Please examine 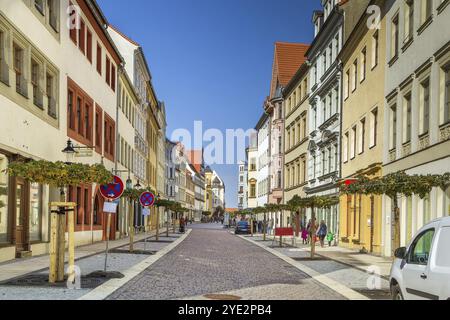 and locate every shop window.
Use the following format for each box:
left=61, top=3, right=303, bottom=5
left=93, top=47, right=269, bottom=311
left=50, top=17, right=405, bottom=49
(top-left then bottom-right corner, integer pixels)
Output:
left=0, top=154, right=9, bottom=243
left=29, top=183, right=42, bottom=242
